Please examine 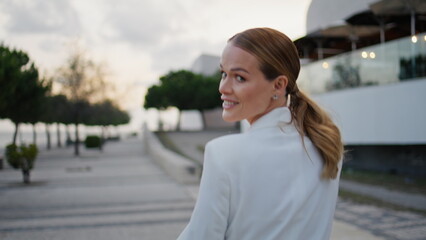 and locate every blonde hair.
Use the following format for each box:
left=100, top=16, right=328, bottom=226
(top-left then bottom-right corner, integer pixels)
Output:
left=229, top=28, right=343, bottom=179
